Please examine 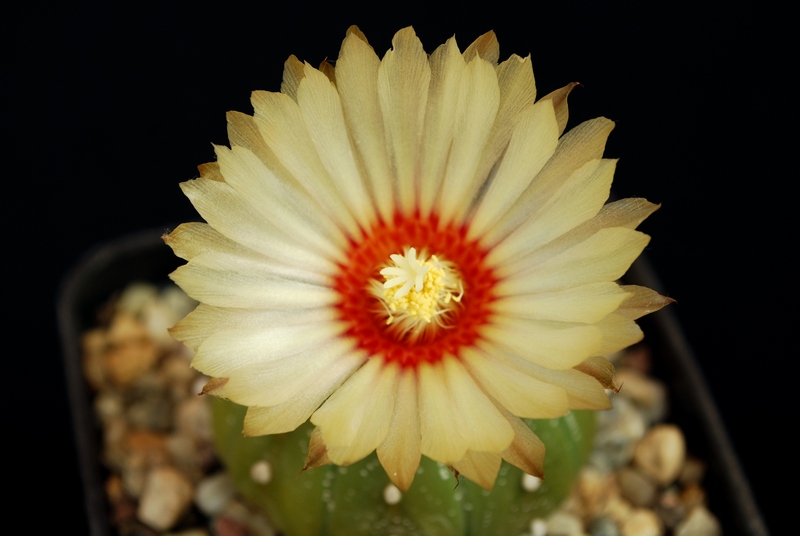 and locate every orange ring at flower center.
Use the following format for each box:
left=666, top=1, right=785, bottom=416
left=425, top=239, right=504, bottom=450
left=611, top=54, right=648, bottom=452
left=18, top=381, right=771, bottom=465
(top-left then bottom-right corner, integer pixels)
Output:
left=333, top=212, right=498, bottom=369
